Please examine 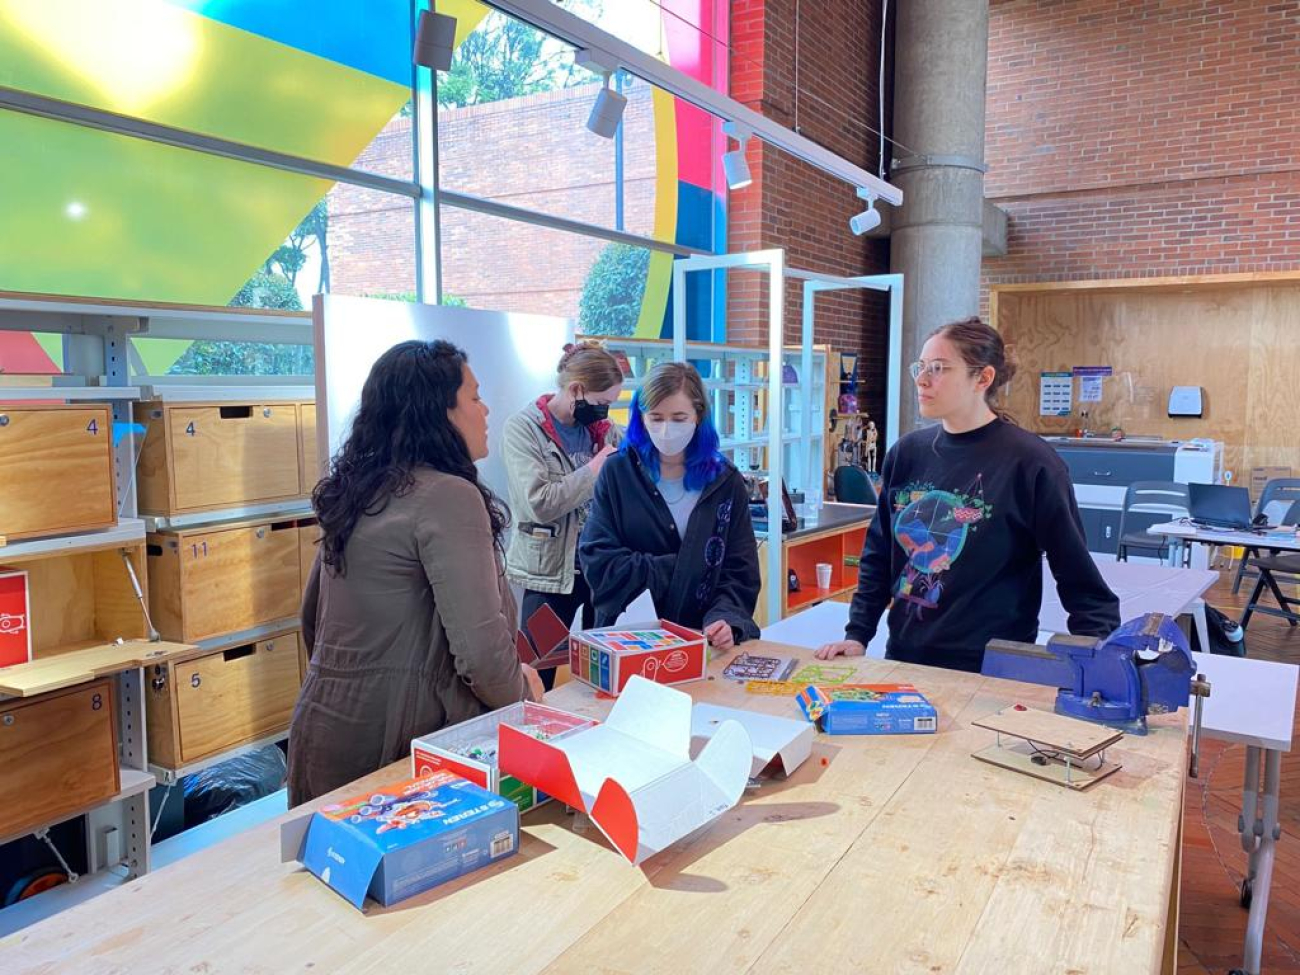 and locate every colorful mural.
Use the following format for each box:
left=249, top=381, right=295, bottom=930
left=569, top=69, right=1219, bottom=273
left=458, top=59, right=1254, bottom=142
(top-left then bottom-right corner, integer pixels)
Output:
left=0, top=0, right=412, bottom=372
